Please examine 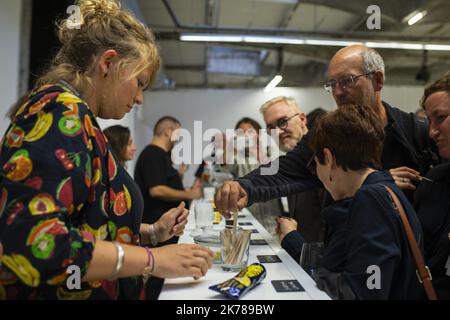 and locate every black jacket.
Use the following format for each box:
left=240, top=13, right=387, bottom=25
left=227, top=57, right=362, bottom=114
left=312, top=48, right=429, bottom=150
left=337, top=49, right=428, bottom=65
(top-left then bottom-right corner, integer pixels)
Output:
left=238, top=102, right=439, bottom=205
left=287, top=188, right=329, bottom=242
left=414, top=163, right=450, bottom=299
left=282, top=171, right=425, bottom=299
